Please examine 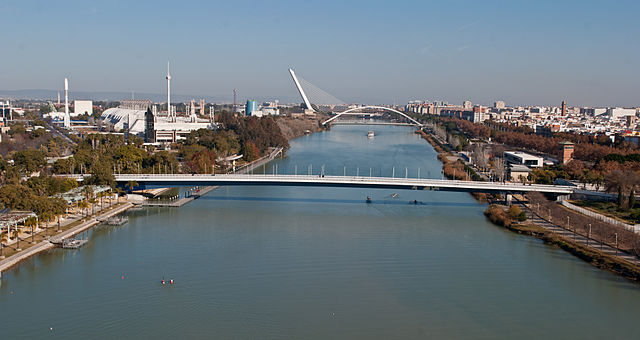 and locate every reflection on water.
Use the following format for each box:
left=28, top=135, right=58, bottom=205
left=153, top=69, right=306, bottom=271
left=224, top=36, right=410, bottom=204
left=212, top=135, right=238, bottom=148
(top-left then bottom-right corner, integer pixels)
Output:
left=201, top=195, right=480, bottom=207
